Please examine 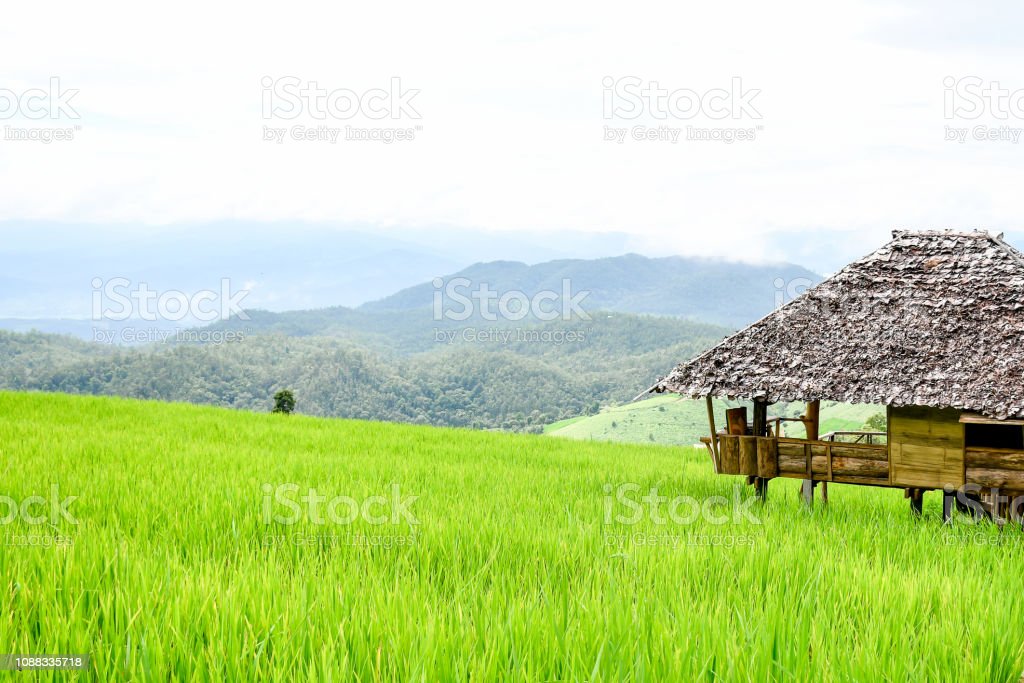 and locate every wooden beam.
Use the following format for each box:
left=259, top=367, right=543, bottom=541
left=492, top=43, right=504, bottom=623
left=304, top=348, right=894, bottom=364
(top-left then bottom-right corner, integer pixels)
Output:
left=804, top=400, right=820, bottom=441
left=778, top=438, right=888, bottom=456
left=959, top=412, right=1024, bottom=426
left=966, top=467, right=1024, bottom=489
left=778, top=454, right=889, bottom=477
left=775, top=471, right=891, bottom=486
left=964, top=448, right=1024, bottom=471
left=705, top=395, right=718, bottom=460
